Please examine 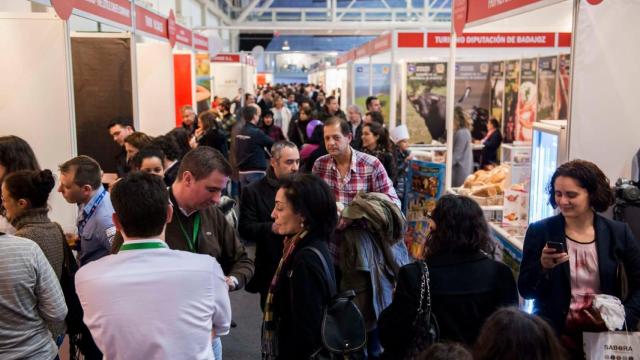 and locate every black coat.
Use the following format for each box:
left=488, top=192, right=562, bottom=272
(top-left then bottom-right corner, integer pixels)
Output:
left=115, top=148, right=130, bottom=178
left=518, top=214, right=640, bottom=334
left=234, top=122, right=274, bottom=172
left=274, top=233, right=335, bottom=359
left=379, top=253, right=518, bottom=359
left=288, top=118, right=310, bottom=148
left=238, top=170, right=284, bottom=307
left=481, top=130, right=502, bottom=166
left=163, top=160, right=180, bottom=187
left=198, top=129, right=228, bottom=158
left=349, top=121, right=364, bottom=151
